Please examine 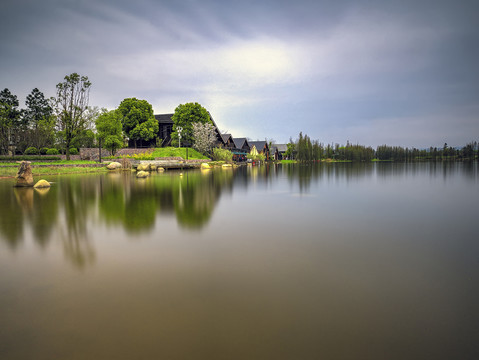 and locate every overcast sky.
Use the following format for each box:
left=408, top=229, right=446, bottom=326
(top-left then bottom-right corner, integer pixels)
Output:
left=1, top=0, right=478, bottom=147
